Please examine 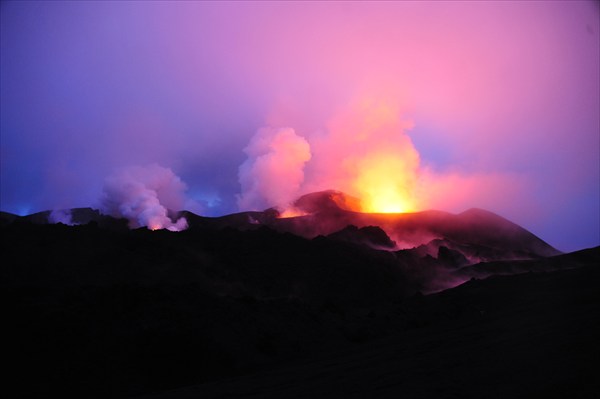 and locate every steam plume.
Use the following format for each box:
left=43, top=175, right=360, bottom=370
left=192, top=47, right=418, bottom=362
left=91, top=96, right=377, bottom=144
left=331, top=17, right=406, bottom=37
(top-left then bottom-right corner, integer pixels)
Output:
left=101, top=164, right=188, bottom=231
left=48, top=209, right=76, bottom=225
left=306, top=98, right=420, bottom=213
left=238, top=127, right=311, bottom=210
left=238, top=98, right=524, bottom=217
